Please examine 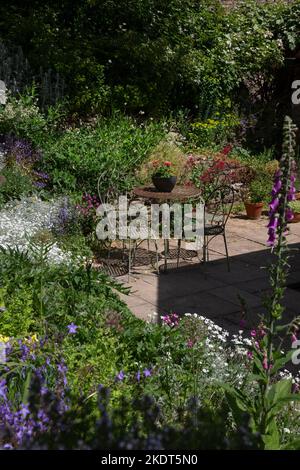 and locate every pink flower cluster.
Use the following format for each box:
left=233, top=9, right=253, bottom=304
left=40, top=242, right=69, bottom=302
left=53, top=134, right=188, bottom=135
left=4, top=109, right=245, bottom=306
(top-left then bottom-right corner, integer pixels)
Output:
left=76, top=193, right=100, bottom=217
left=161, top=313, right=180, bottom=328
left=246, top=327, right=267, bottom=362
